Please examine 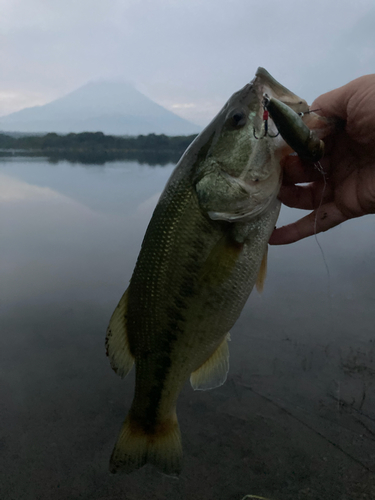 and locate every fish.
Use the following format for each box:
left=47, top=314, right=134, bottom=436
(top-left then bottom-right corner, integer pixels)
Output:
left=105, top=67, right=328, bottom=476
